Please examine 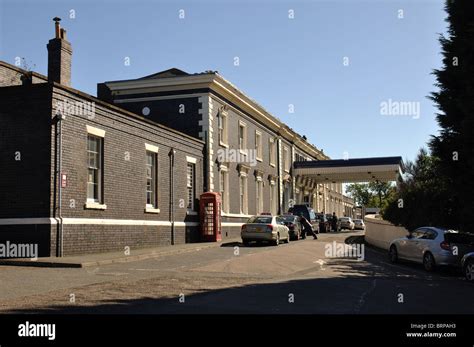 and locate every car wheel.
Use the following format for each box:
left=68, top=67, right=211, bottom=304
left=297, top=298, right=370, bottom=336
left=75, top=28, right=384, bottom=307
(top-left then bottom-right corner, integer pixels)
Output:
left=273, top=233, right=280, bottom=246
left=389, top=245, right=398, bottom=263
left=423, top=252, right=436, bottom=272
left=464, top=260, right=474, bottom=283
left=243, top=240, right=250, bottom=246
left=285, top=233, right=290, bottom=243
